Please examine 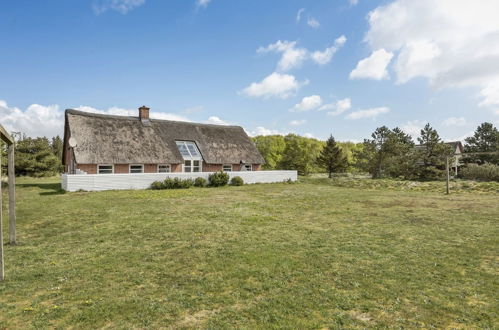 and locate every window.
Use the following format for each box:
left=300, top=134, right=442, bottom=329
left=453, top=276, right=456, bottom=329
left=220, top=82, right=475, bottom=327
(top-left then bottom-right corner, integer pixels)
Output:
left=183, top=160, right=201, bottom=173
left=223, top=164, right=232, bottom=172
left=193, top=160, right=201, bottom=172
left=184, top=160, right=191, bottom=172
left=98, top=165, right=113, bottom=174
left=158, top=164, right=171, bottom=173
left=175, top=141, right=201, bottom=159
left=244, top=164, right=252, bottom=171
left=130, top=164, right=144, bottom=173
left=176, top=141, right=203, bottom=173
